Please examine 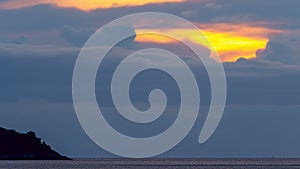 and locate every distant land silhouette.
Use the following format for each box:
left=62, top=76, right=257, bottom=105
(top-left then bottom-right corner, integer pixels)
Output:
left=0, top=127, right=70, bottom=160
